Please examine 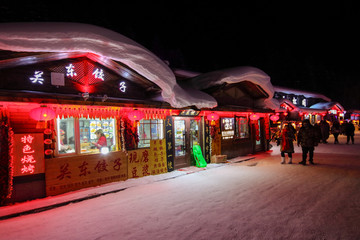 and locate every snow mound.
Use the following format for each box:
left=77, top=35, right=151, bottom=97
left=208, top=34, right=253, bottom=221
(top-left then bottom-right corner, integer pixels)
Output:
left=184, top=66, right=276, bottom=109
left=0, top=22, right=217, bottom=109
